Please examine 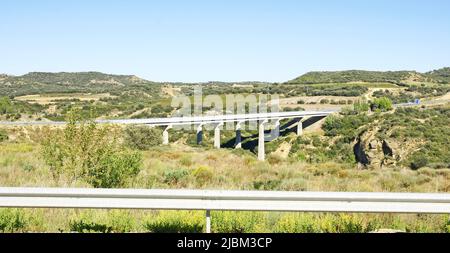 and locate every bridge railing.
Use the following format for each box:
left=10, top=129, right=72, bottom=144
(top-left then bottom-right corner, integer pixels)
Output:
left=0, top=110, right=336, bottom=127
left=1, top=188, right=449, bottom=233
